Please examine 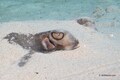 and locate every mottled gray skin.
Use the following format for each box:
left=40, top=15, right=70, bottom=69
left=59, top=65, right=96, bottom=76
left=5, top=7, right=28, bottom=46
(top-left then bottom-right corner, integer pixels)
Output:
left=4, top=32, right=51, bottom=53
left=4, top=30, right=79, bottom=67
left=4, top=32, right=53, bottom=67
